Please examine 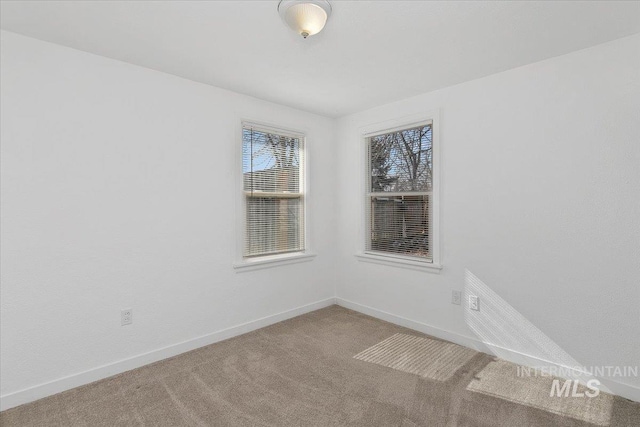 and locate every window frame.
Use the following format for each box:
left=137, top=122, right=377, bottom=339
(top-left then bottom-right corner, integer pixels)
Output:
left=234, top=120, right=315, bottom=272
left=356, top=112, right=442, bottom=272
